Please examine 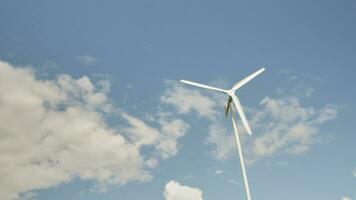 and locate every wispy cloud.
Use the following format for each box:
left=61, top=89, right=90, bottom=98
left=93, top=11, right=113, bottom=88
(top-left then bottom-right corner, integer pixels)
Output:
left=163, top=180, right=203, bottom=200
left=182, top=175, right=193, bottom=180
left=214, top=170, right=224, bottom=175
left=304, top=87, right=315, bottom=98
left=75, top=55, right=98, bottom=66
left=161, top=80, right=218, bottom=119
left=228, top=179, right=239, bottom=185
left=160, top=81, right=233, bottom=160
left=162, top=78, right=339, bottom=163
left=205, top=122, right=234, bottom=160
left=155, top=116, right=190, bottom=159
left=248, top=97, right=338, bottom=160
